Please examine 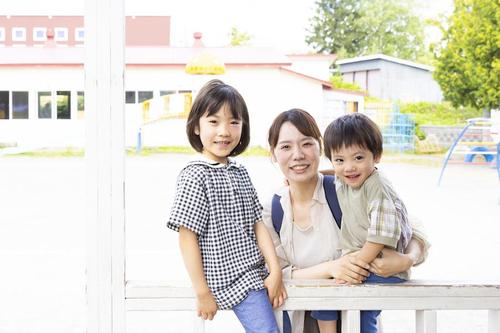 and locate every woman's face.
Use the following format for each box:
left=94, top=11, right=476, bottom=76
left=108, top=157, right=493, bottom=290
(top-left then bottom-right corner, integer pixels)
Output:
left=272, top=121, right=321, bottom=184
